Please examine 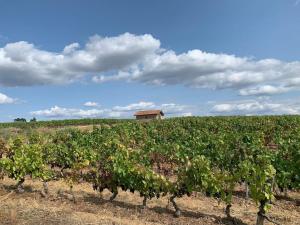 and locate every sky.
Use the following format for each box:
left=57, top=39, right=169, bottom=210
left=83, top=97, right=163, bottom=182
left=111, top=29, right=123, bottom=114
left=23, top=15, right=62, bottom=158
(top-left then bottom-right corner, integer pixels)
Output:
left=0, top=0, right=300, bottom=121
